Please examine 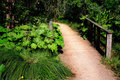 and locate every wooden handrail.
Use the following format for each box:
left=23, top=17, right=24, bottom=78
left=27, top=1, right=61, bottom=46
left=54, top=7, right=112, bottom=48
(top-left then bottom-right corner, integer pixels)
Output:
left=86, top=18, right=112, bottom=34
left=85, top=18, right=112, bottom=58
